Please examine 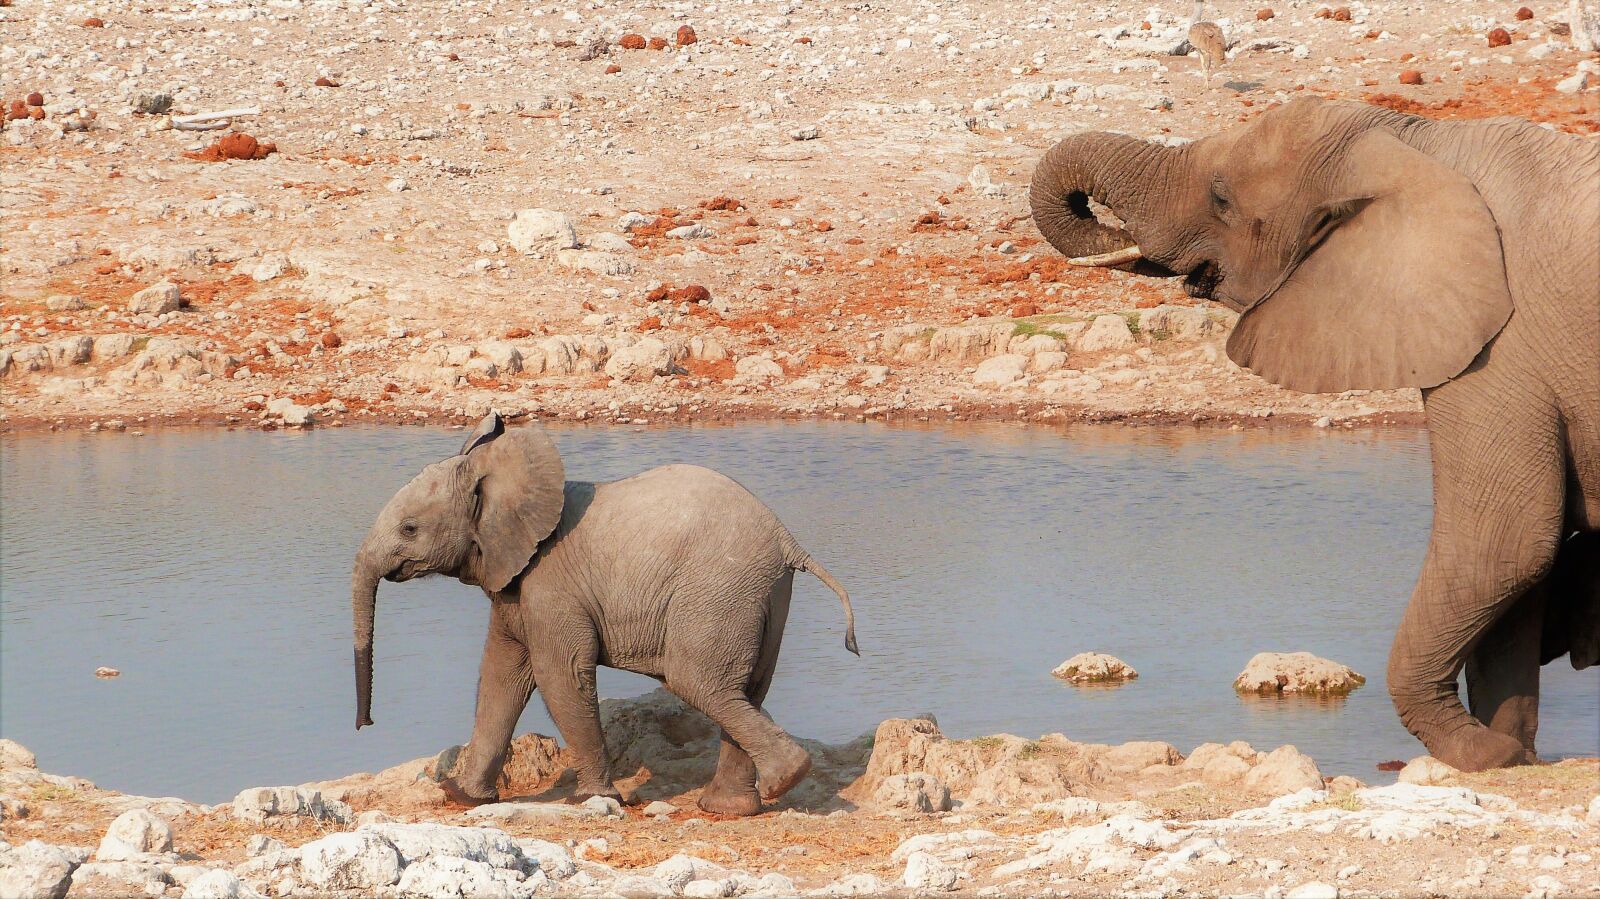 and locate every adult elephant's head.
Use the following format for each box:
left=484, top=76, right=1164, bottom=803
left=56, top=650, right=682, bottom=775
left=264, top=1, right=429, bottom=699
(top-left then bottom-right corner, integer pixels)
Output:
left=350, top=412, right=564, bottom=729
left=1030, top=97, right=1513, bottom=393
